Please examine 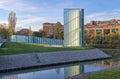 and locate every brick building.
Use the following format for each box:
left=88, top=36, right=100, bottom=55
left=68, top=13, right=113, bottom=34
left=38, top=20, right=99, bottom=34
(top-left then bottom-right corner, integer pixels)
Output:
left=16, top=29, right=29, bottom=36
left=42, top=23, right=55, bottom=38
left=42, top=22, right=63, bottom=38
left=85, top=19, right=120, bottom=36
